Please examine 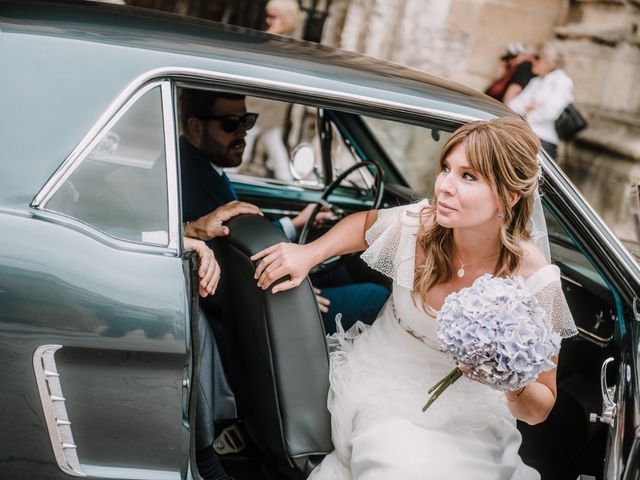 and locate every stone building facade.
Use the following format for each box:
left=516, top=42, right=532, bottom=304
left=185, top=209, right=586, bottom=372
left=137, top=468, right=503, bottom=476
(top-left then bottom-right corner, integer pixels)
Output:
left=556, top=1, right=640, bottom=247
